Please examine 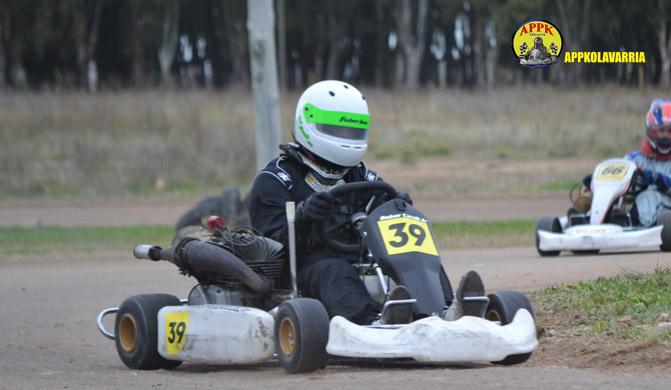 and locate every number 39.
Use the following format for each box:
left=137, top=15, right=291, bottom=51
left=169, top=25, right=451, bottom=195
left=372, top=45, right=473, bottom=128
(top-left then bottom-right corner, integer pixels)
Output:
left=387, top=222, right=426, bottom=248
left=167, top=321, right=186, bottom=344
